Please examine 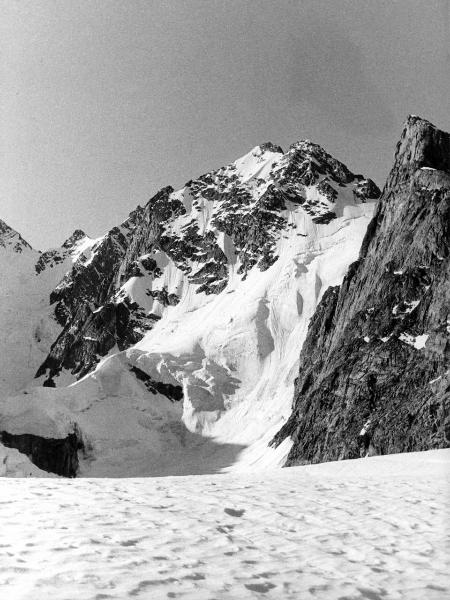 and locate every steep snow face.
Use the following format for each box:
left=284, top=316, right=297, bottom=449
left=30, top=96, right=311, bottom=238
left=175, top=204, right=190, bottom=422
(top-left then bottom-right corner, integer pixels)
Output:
left=126, top=201, right=375, bottom=469
left=0, top=224, right=97, bottom=394
left=89, top=144, right=377, bottom=474
left=0, top=141, right=379, bottom=475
